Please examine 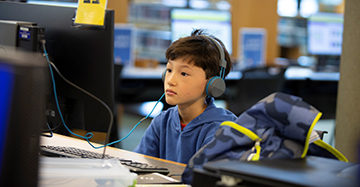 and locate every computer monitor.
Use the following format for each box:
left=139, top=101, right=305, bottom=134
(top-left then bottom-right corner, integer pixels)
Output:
left=307, top=12, right=344, bottom=56
left=307, top=12, right=344, bottom=71
left=0, top=2, right=115, bottom=134
left=0, top=47, right=49, bottom=186
left=170, top=8, right=232, bottom=55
